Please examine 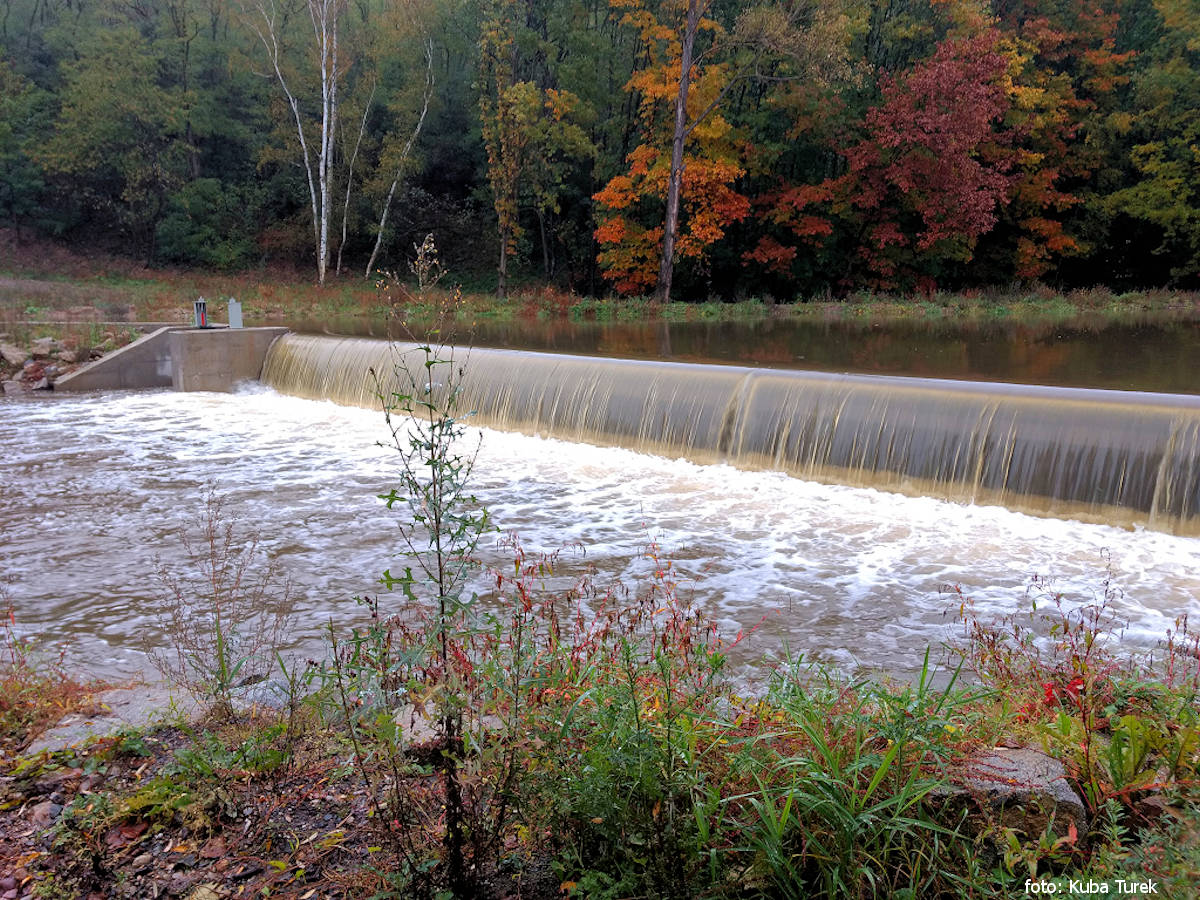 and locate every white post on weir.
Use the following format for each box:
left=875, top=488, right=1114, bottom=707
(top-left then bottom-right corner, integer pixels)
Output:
left=228, top=298, right=243, bottom=329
